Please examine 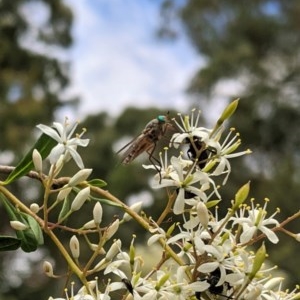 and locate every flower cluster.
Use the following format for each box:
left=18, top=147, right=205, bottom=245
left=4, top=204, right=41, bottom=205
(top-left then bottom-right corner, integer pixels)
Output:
left=44, top=103, right=300, bottom=299
left=1, top=101, right=299, bottom=300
